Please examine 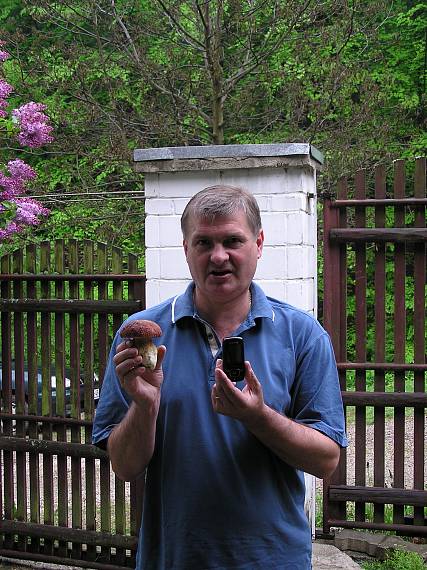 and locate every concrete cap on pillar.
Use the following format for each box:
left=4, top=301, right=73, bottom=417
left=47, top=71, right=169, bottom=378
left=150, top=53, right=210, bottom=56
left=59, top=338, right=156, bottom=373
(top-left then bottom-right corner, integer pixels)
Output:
left=134, top=143, right=324, bottom=173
